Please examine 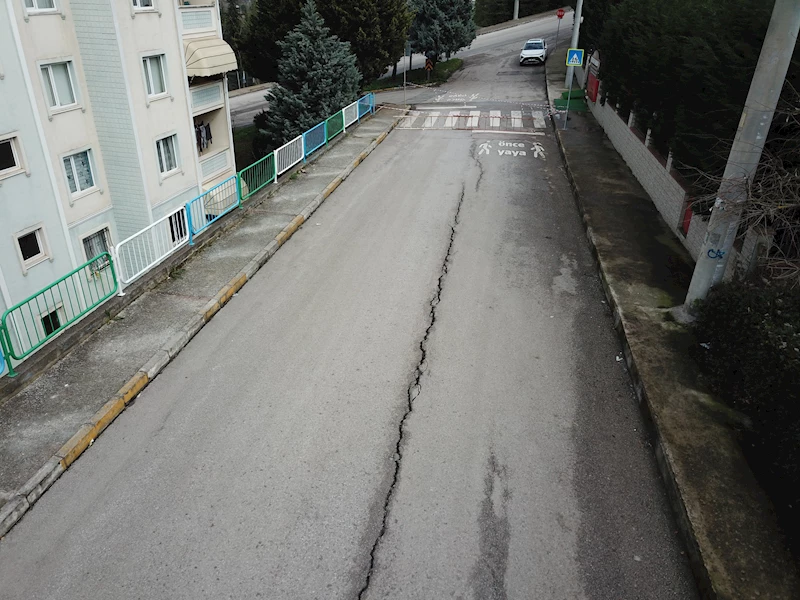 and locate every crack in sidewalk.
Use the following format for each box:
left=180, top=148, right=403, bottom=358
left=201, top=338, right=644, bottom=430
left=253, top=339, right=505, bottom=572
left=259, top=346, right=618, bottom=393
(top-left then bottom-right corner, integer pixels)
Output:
left=356, top=180, right=467, bottom=600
